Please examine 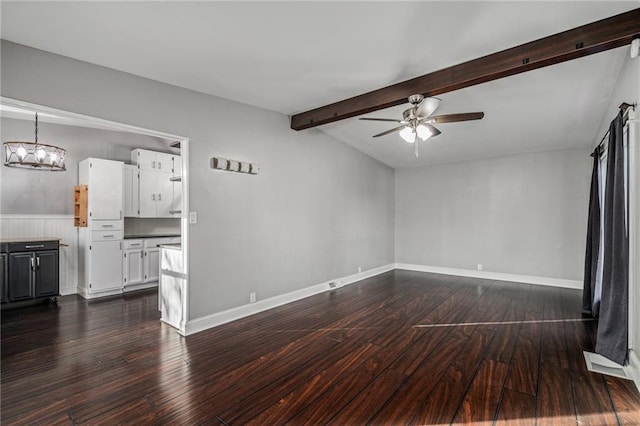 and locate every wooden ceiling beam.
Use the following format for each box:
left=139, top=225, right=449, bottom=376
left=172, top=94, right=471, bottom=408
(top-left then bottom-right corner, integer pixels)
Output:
left=290, top=8, right=640, bottom=131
